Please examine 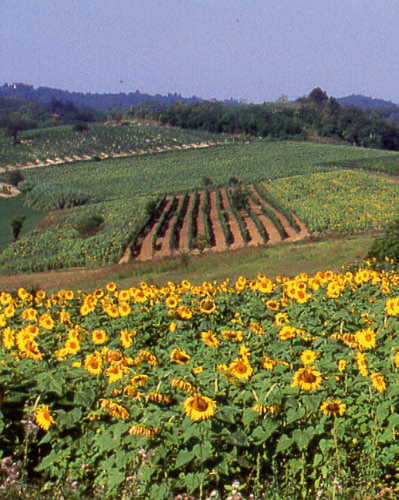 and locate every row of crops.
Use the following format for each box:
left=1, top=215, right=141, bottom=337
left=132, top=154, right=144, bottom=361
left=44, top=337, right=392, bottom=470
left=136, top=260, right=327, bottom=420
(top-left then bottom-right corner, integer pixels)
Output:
left=0, top=121, right=240, bottom=167
left=1, top=264, right=399, bottom=498
left=135, top=185, right=305, bottom=260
